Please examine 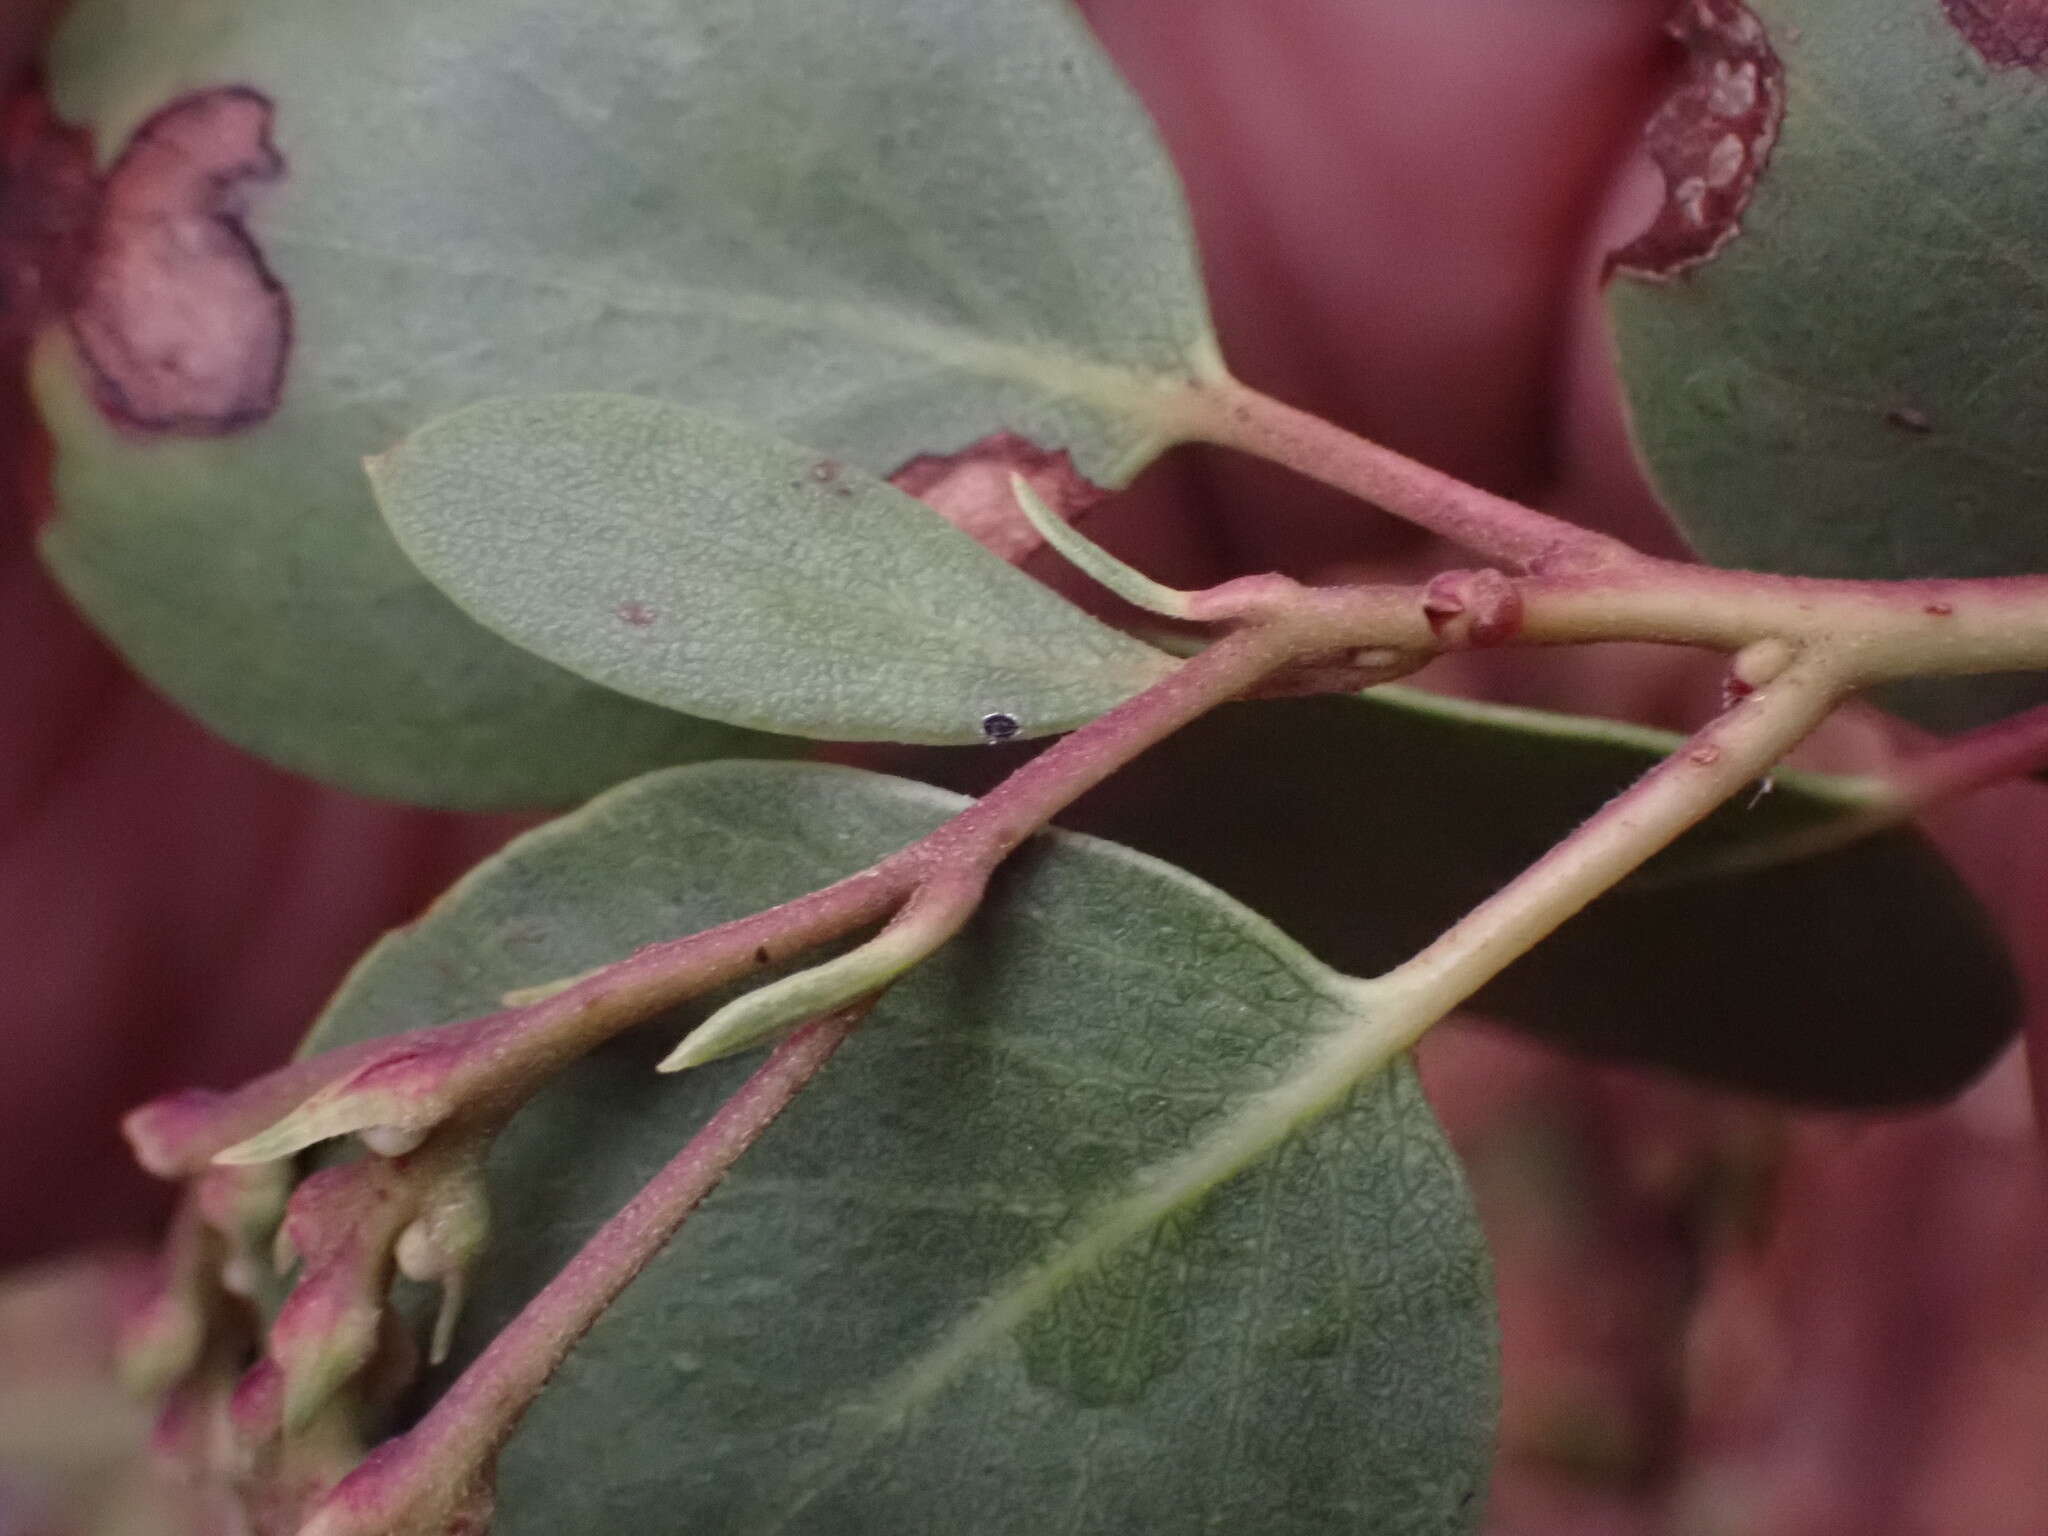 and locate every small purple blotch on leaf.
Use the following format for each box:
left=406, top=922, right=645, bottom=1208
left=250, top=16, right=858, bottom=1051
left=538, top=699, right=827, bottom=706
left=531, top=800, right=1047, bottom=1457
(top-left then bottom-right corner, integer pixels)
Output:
left=69, top=86, right=293, bottom=435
